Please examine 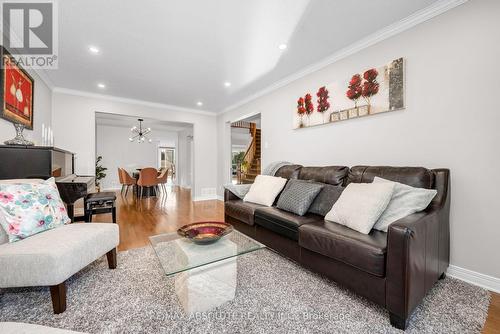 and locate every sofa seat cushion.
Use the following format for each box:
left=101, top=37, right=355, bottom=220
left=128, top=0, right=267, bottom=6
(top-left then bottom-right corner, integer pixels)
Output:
left=255, top=207, right=322, bottom=241
left=225, top=200, right=265, bottom=226
left=0, top=223, right=119, bottom=287
left=299, top=221, right=387, bottom=277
